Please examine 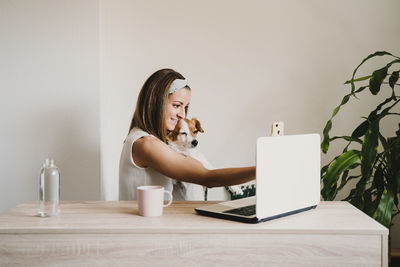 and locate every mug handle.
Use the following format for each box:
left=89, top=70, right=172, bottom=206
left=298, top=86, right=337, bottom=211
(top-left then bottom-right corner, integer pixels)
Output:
left=163, top=190, right=173, bottom=207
